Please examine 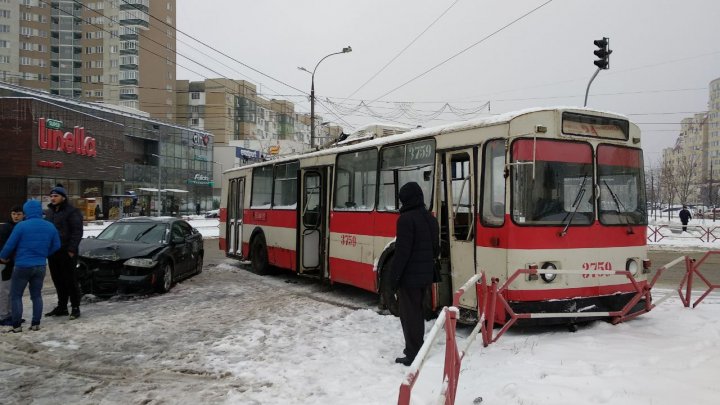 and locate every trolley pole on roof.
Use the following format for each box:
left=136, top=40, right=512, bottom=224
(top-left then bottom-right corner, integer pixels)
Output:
left=298, top=45, right=352, bottom=149
left=584, top=37, right=612, bottom=107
